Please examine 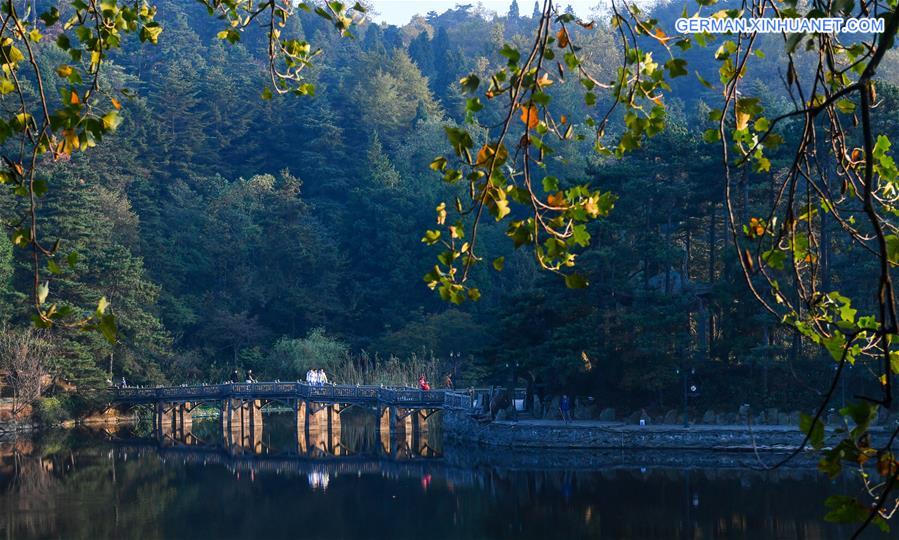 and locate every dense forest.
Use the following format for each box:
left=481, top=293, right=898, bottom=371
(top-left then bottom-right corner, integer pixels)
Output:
left=3, top=0, right=899, bottom=419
